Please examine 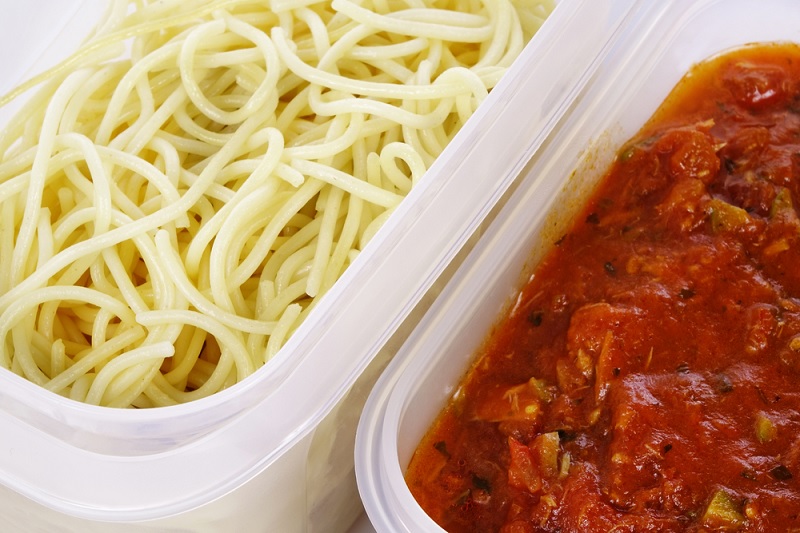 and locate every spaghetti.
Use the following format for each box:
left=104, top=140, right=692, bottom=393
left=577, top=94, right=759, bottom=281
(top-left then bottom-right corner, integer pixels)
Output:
left=0, top=0, right=554, bottom=407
